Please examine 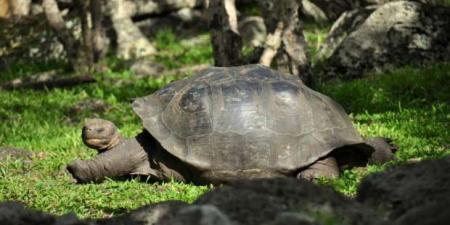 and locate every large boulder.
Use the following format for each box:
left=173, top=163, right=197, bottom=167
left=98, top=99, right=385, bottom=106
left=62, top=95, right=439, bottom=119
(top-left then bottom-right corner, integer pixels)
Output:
left=300, top=0, right=439, bottom=23
left=317, top=1, right=450, bottom=80
left=193, top=178, right=388, bottom=225
left=0, top=201, right=82, bottom=225
left=96, top=178, right=388, bottom=225
left=357, top=156, right=450, bottom=225
left=159, top=205, right=234, bottom=225
left=96, top=200, right=188, bottom=225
